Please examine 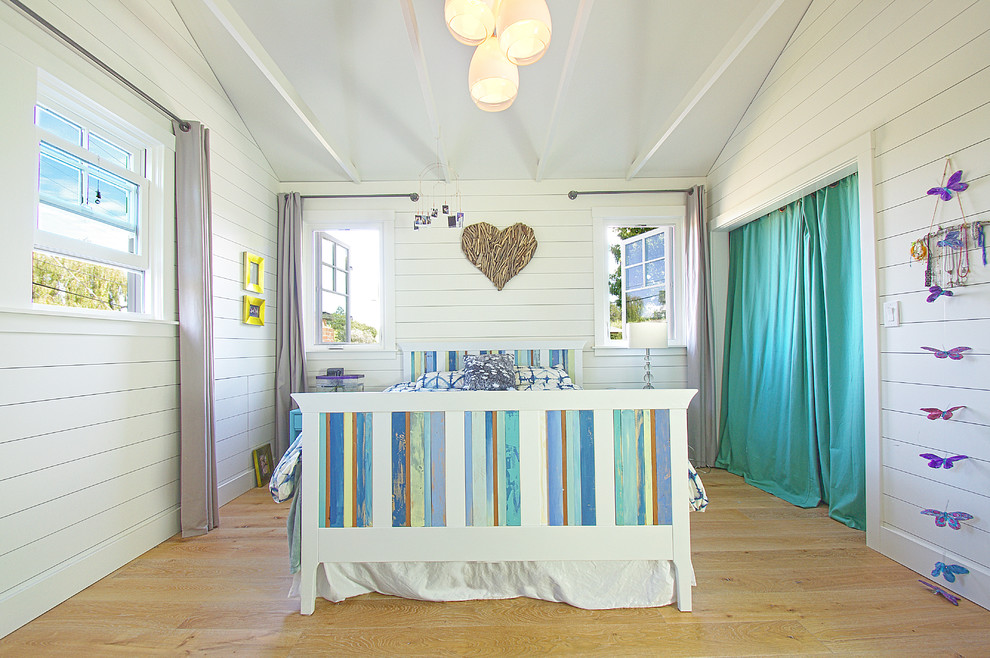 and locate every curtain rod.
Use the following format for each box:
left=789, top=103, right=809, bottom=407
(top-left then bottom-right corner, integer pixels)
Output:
left=8, top=0, right=192, bottom=132
left=301, top=193, right=420, bottom=201
left=568, top=188, right=693, bottom=200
